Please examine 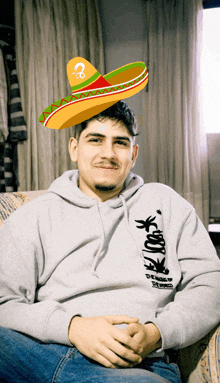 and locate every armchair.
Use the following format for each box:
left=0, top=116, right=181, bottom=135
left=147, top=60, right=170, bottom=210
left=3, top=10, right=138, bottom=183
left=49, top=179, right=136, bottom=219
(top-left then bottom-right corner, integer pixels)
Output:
left=0, top=191, right=219, bottom=383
